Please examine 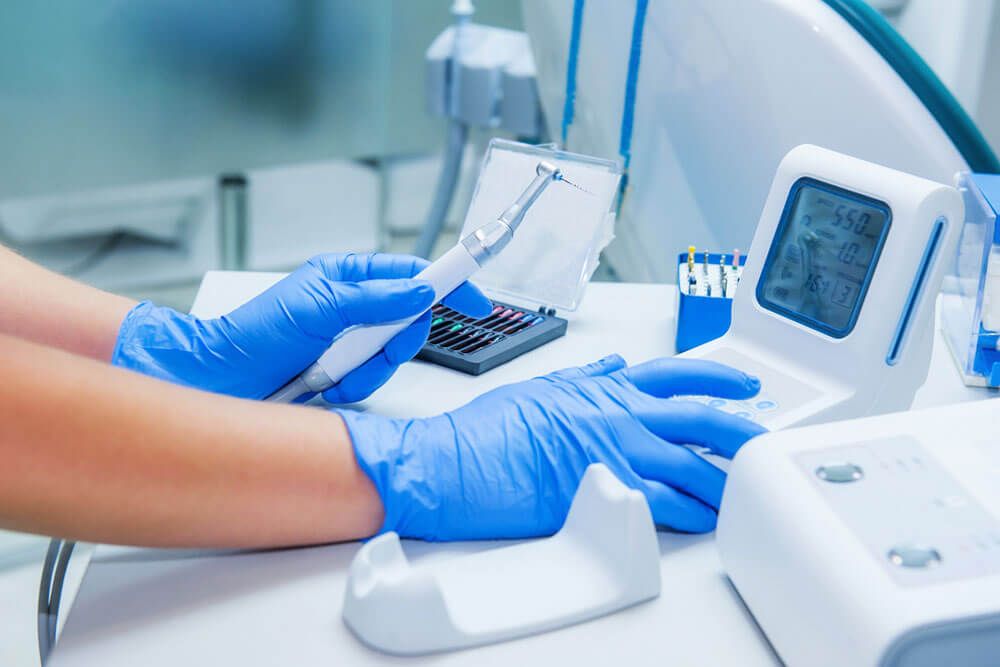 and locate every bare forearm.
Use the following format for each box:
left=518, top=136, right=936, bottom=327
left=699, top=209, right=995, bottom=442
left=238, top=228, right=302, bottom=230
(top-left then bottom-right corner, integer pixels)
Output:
left=0, top=245, right=135, bottom=360
left=0, top=334, right=383, bottom=548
